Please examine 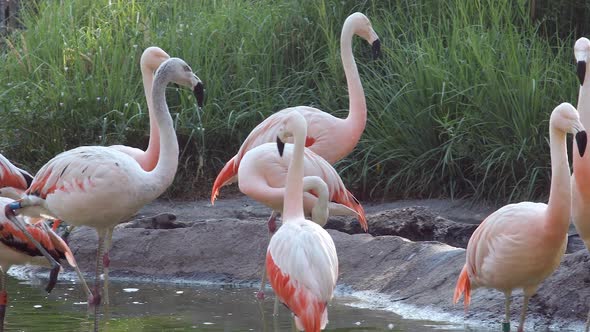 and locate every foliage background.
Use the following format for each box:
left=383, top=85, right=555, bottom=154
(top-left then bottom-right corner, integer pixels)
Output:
left=0, top=0, right=589, bottom=202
